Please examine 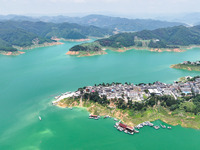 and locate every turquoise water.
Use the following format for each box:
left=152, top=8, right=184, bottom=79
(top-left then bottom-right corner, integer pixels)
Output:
left=0, top=40, right=200, bottom=150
